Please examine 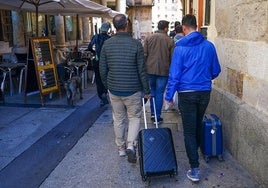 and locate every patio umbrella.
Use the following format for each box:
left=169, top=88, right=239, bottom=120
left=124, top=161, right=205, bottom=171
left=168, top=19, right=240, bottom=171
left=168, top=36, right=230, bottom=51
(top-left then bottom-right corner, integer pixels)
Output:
left=0, top=0, right=119, bottom=35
